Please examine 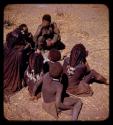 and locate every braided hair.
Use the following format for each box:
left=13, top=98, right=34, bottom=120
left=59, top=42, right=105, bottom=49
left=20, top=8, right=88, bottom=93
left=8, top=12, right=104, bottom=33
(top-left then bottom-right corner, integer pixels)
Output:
left=69, top=43, right=88, bottom=67
left=28, top=52, right=44, bottom=75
